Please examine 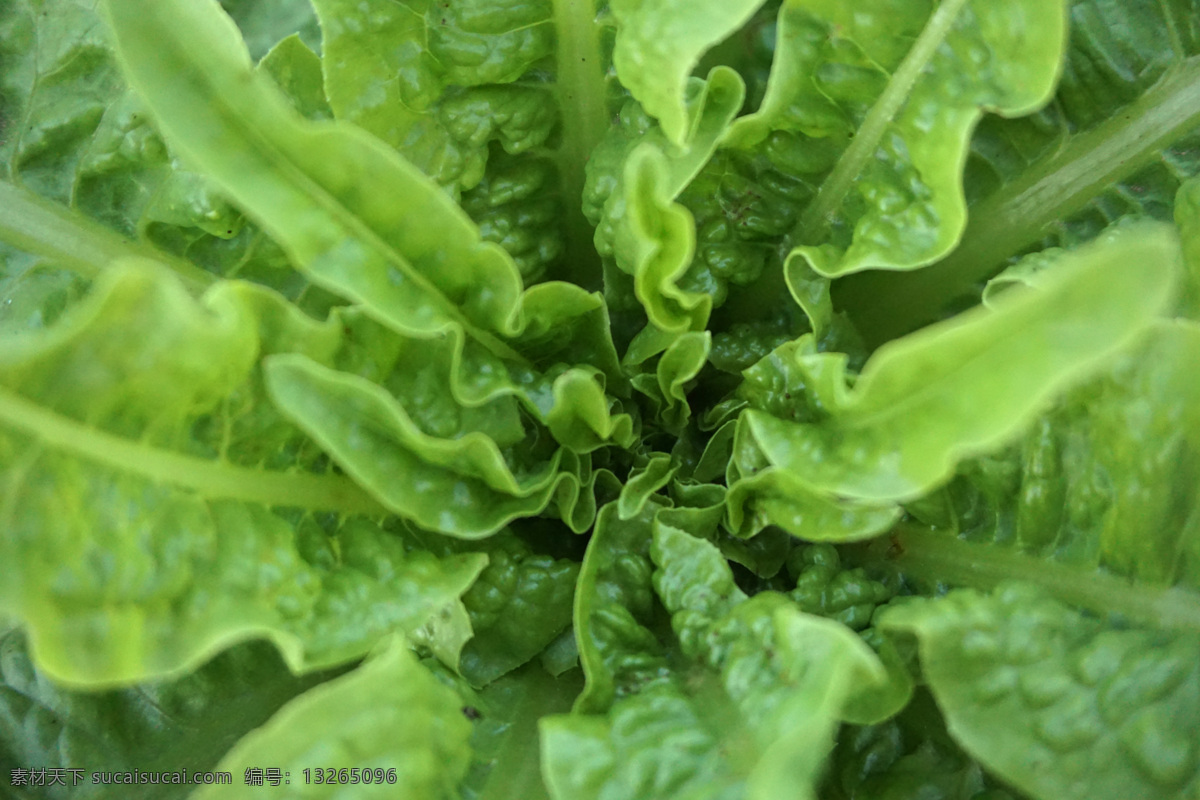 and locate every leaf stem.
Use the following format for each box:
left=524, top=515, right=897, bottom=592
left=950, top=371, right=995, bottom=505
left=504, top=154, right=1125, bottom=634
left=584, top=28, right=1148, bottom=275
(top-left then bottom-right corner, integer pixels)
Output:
left=795, top=0, right=970, bottom=243
left=0, top=385, right=387, bottom=516
left=552, top=0, right=607, bottom=288
left=0, top=180, right=216, bottom=292
left=836, top=56, right=1200, bottom=344
left=873, top=525, right=1200, bottom=633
